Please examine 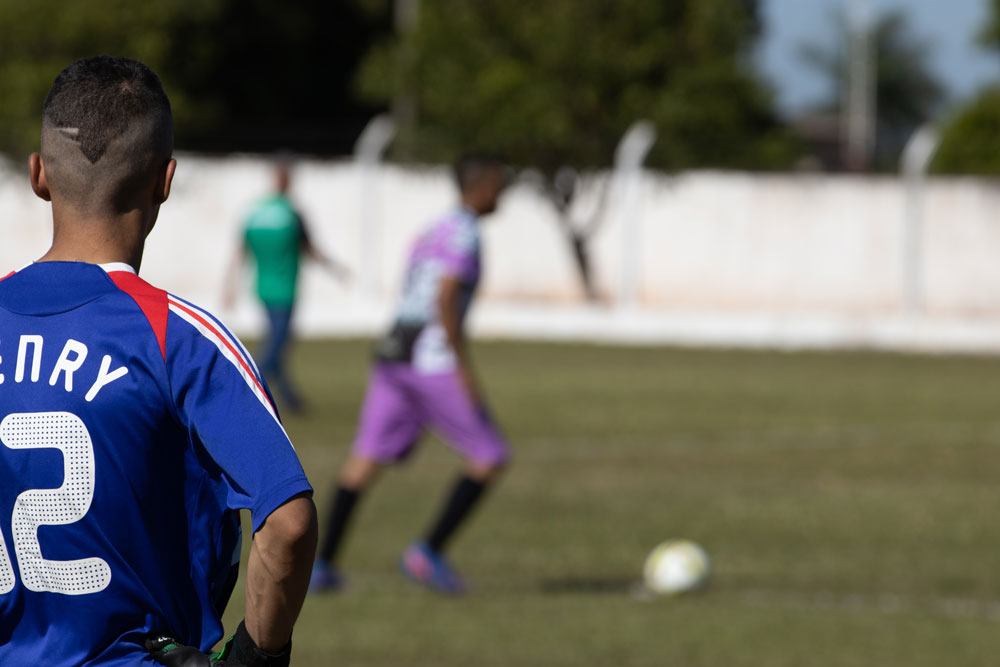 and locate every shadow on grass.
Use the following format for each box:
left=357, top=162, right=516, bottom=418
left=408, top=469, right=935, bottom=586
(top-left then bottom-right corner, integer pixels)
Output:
left=538, top=576, right=641, bottom=595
